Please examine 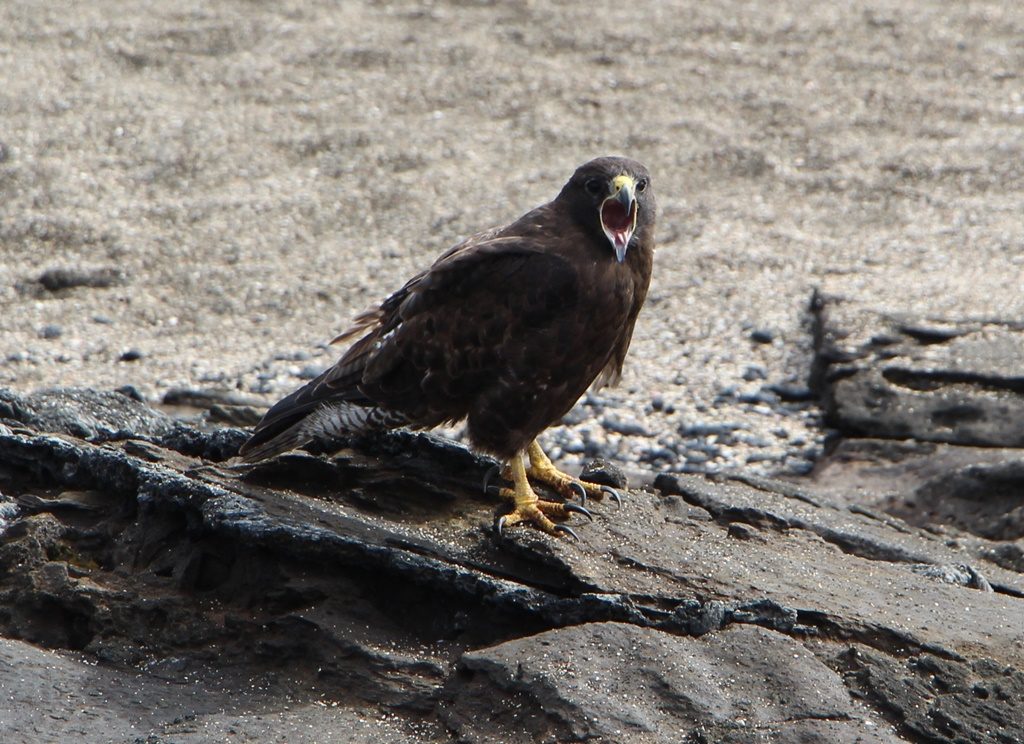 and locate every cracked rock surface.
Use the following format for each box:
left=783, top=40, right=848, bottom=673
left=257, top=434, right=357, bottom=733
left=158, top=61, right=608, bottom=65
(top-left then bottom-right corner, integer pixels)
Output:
left=1, top=388, right=1022, bottom=743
